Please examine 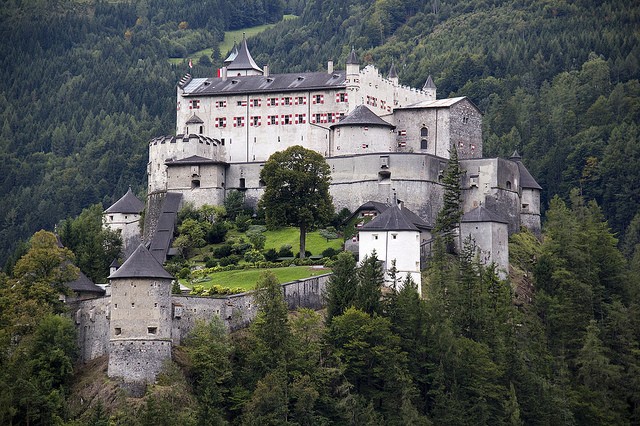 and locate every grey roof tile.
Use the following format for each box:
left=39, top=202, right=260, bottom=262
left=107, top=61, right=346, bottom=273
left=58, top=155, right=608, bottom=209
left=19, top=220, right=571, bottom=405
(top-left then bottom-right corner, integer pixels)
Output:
left=105, top=188, right=144, bottom=214
left=346, top=48, right=358, bottom=64
left=185, top=114, right=204, bottom=124
left=388, top=62, right=398, bottom=79
left=361, top=205, right=420, bottom=231
left=66, top=270, right=105, bottom=294
left=226, top=36, right=262, bottom=73
left=108, top=244, right=173, bottom=280
left=461, top=205, right=508, bottom=224
left=331, top=105, right=394, bottom=129
left=509, top=152, right=542, bottom=190
left=423, top=75, right=436, bottom=90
